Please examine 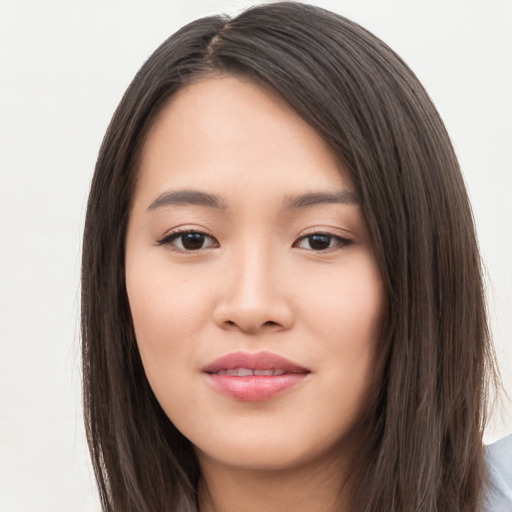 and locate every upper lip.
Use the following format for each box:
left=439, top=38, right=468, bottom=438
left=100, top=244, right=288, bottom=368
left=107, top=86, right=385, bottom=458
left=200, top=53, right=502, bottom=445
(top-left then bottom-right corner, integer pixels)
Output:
left=203, top=351, right=310, bottom=374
